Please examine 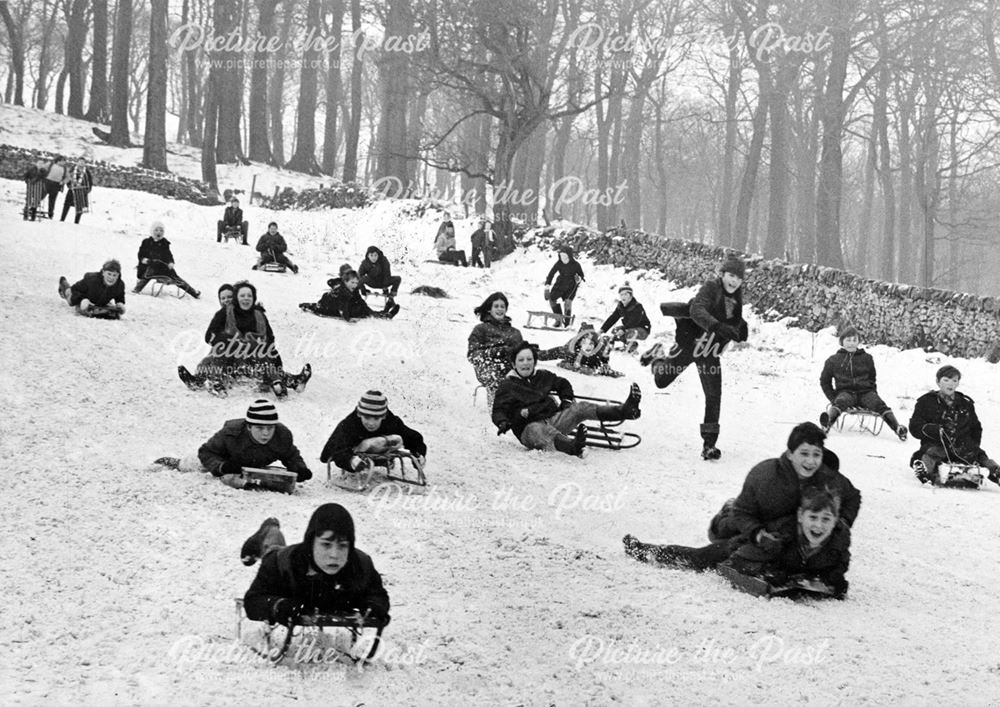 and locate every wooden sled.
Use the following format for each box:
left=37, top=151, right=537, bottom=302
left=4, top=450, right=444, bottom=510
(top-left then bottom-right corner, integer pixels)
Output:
left=833, top=408, right=885, bottom=436
left=221, top=227, right=243, bottom=244
left=242, top=466, right=298, bottom=494
left=913, top=459, right=986, bottom=489
left=525, top=310, right=575, bottom=330
left=234, top=598, right=387, bottom=664
left=146, top=276, right=188, bottom=298
left=574, top=394, right=641, bottom=450
left=718, top=564, right=839, bottom=600
left=259, top=262, right=288, bottom=273
left=326, top=450, right=427, bottom=493
left=80, top=305, right=121, bottom=320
